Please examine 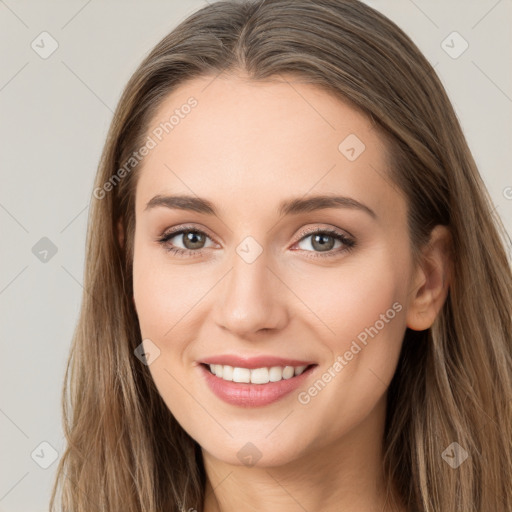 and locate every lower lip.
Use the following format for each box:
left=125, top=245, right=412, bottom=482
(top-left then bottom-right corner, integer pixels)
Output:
left=199, top=364, right=316, bottom=407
